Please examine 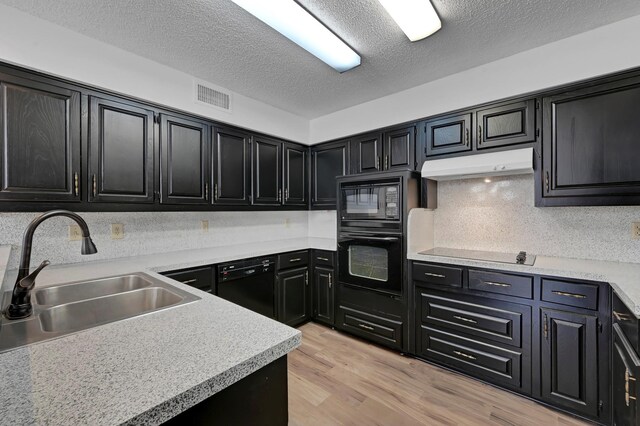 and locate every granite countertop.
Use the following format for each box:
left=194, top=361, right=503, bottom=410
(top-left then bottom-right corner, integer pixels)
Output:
left=409, top=249, right=640, bottom=317
left=0, top=237, right=335, bottom=425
